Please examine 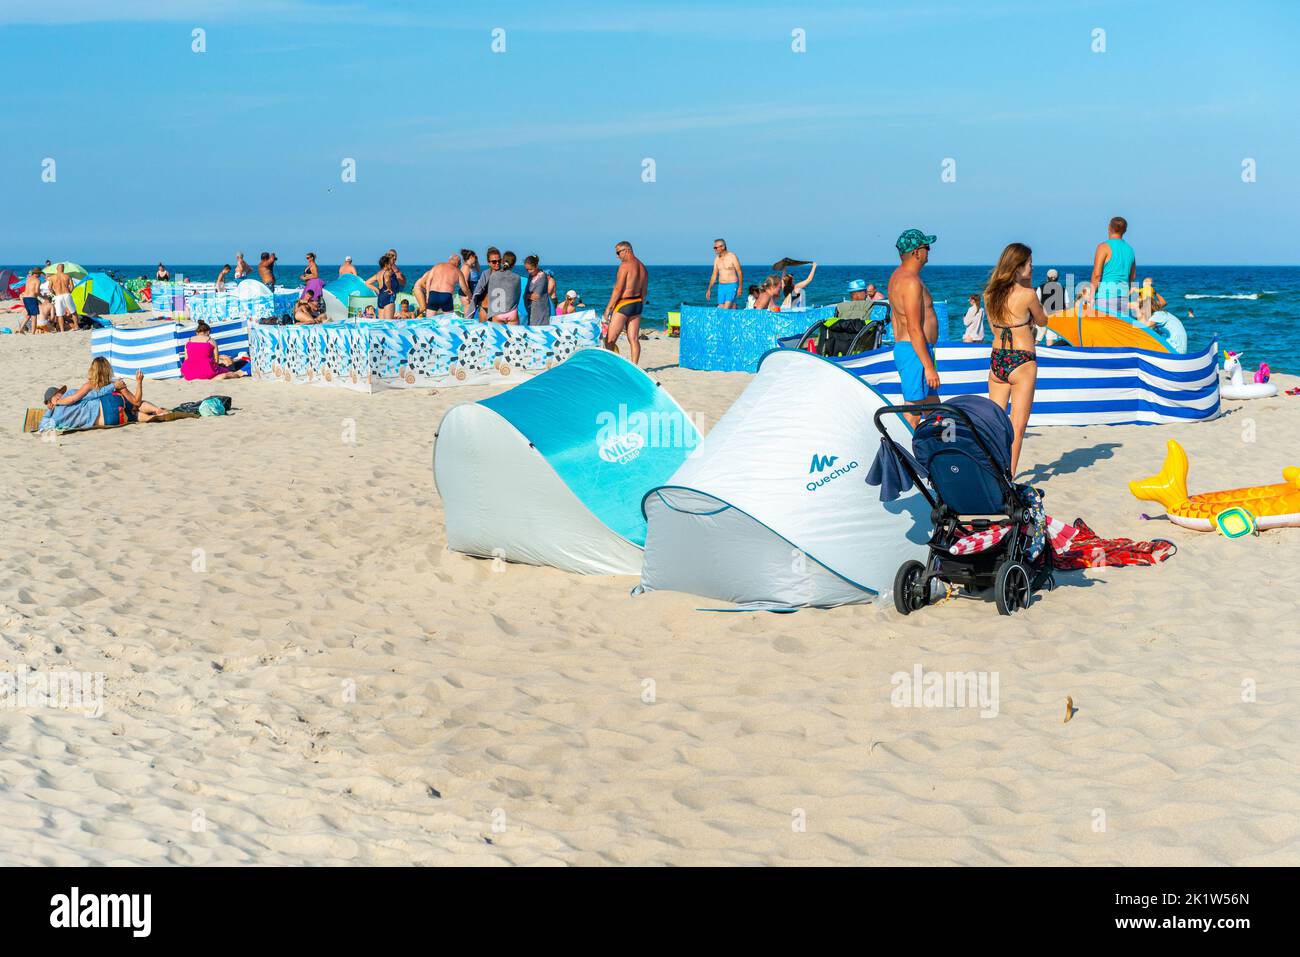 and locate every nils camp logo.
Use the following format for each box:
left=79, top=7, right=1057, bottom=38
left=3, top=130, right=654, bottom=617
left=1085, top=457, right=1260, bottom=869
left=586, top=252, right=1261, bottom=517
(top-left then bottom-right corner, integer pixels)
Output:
left=599, top=432, right=646, bottom=465
left=806, top=452, right=858, bottom=492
